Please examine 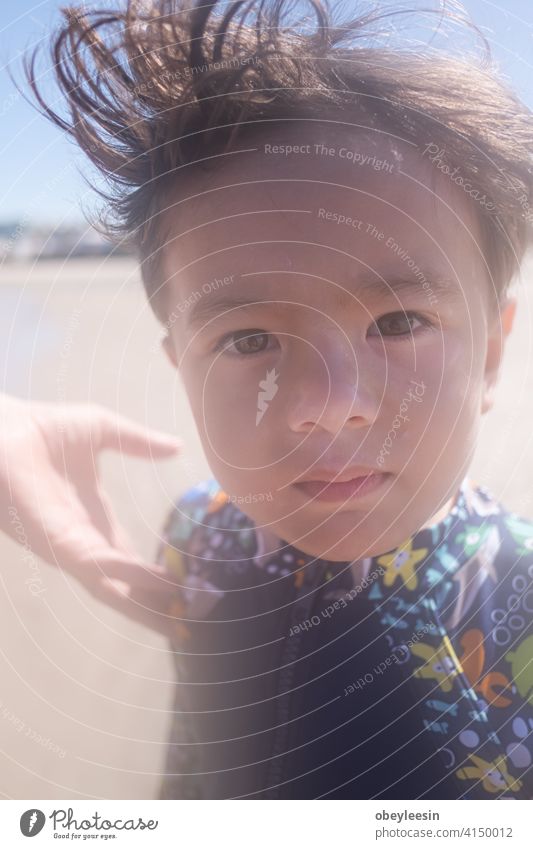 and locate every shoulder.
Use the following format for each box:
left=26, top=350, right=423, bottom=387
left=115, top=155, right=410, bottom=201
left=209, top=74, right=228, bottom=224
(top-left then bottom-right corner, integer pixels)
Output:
left=448, top=482, right=533, bottom=706
left=475, top=486, right=533, bottom=585
left=499, top=508, right=533, bottom=561
left=155, top=480, right=286, bottom=627
left=459, top=479, right=533, bottom=575
left=156, top=478, right=257, bottom=572
left=439, top=479, right=533, bottom=634
left=442, top=484, right=533, bottom=790
left=157, top=478, right=232, bottom=551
